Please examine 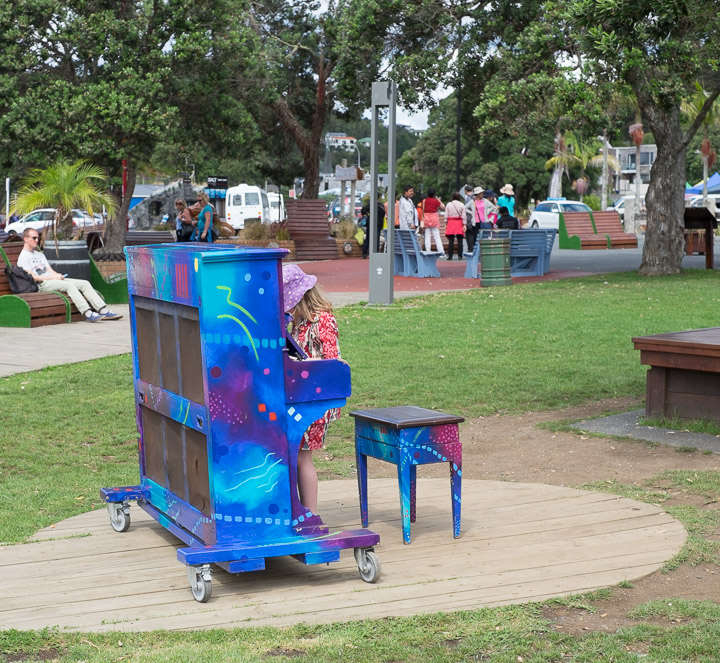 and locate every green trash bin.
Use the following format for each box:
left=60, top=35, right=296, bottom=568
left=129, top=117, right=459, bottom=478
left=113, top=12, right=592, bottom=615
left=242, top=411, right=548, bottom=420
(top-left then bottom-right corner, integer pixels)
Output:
left=480, top=238, right=512, bottom=287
